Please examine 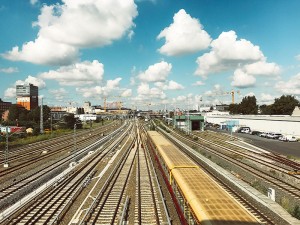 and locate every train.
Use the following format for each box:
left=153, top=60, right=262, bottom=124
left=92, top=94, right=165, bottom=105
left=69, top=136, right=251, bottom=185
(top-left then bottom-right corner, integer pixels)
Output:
left=0, top=126, right=26, bottom=134
left=147, top=130, right=261, bottom=225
